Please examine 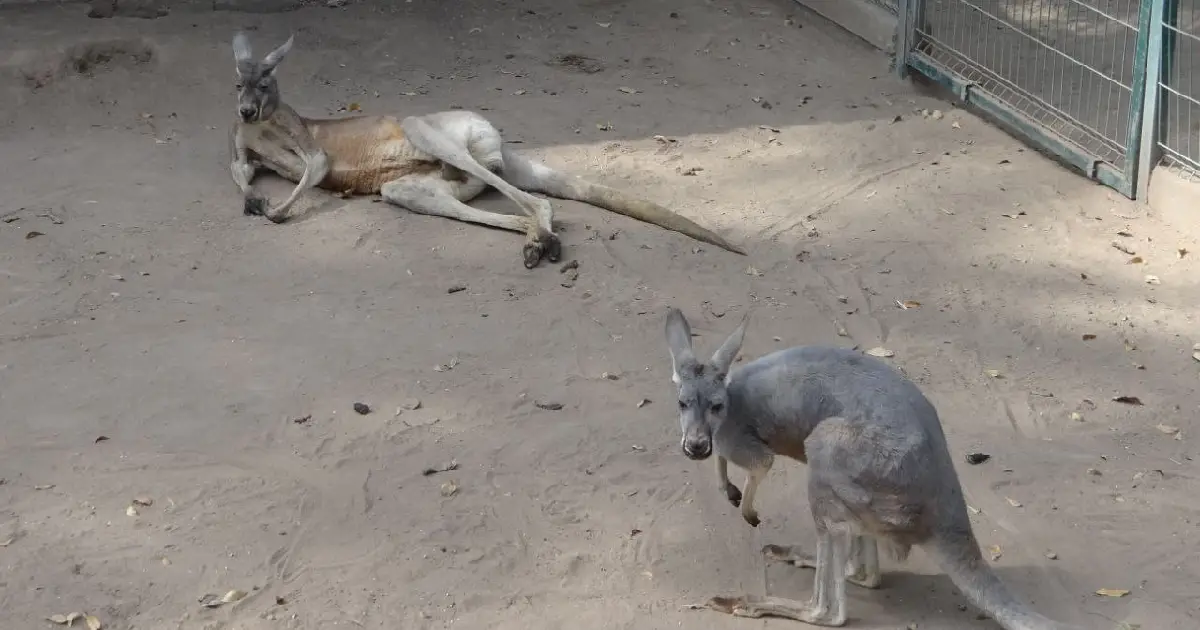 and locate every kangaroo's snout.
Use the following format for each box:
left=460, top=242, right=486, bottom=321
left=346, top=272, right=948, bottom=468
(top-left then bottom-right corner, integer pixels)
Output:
left=682, top=437, right=712, bottom=460
left=239, top=105, right=257, bottom=121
